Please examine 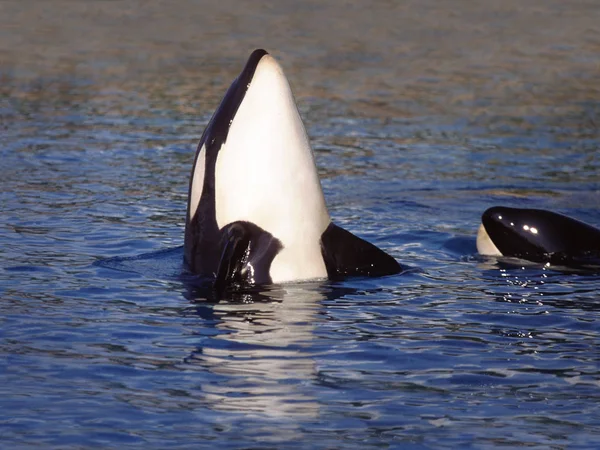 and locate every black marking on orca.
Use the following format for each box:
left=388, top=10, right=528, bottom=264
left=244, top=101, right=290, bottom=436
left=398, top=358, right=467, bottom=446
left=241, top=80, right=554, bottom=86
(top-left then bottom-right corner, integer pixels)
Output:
left=184, top=49, right=269, bottom=277
left=214, top=221, right=283, bottom=292
left=482, top=206, right=600, bottom=267
left=185, top=49, right=406, bottom=290
left=320, top=223, right=403, bottom=279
